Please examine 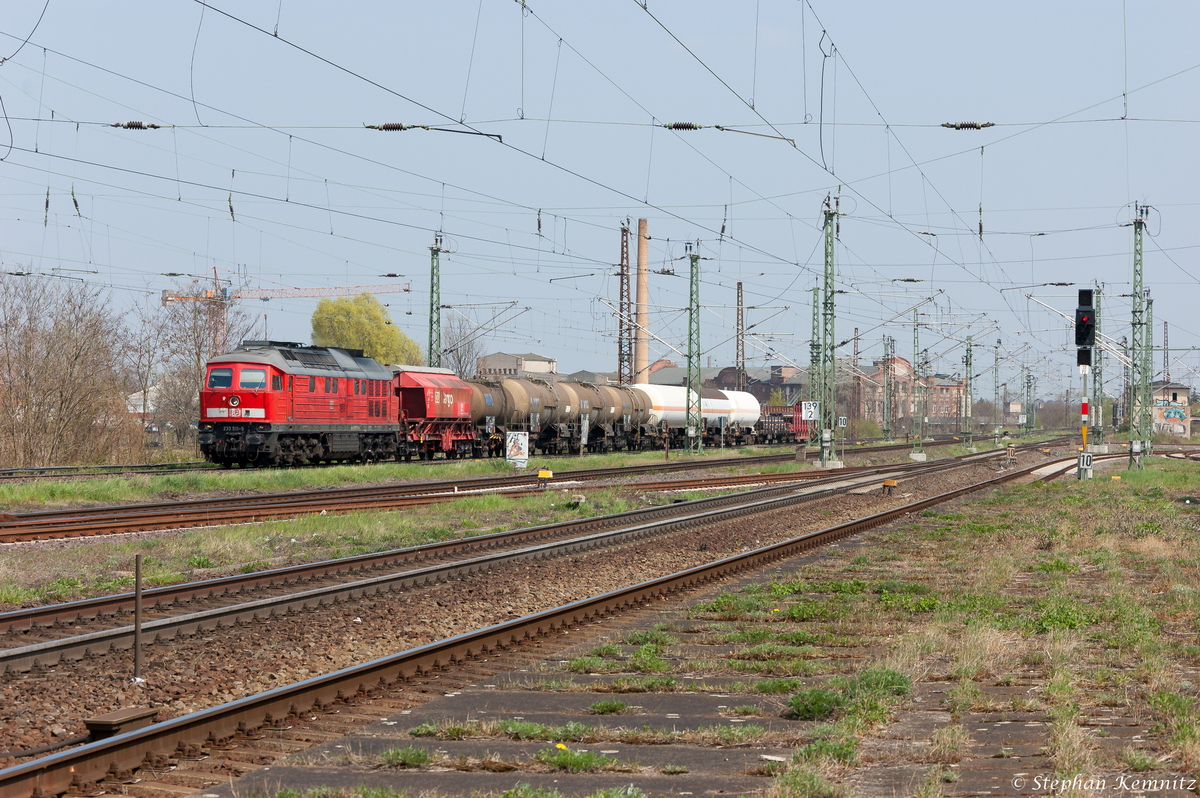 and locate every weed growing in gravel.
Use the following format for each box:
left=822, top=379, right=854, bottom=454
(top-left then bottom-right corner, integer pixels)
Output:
left=929, top=725, right=969, bottom=763
left=700, top=723, right=767, bottom=744
left=787, top=688, right=845, bottom=720
left=492, top=720, right=594, bottom=742
left=534, top=747, right=617, bottom=772
left=628, top=643, right=671, bottom=673
left=588, top=788, right=647, bottom=798
left=378, top=746, right=430, bottom=768
left=590, top=643, right=622, bottom=658
left=794, top=737, right=857, bottom=764
left=623, top=625, right=678, bottom=646
left=735, top=643, right=819, bottom=660
left=501, top=785, right=563, bottom=798
left=271, top=788, right=408, bottom=798
left=691, top=591, right=768, bottom=617
left=599, top=676, right=678, bottom=693
left=588, top=700, right=627, bottom=715
left=769, top=766, right=846, bottom=798
left=567, top=656, right=605, bottom=673
left=755, top=678, right=803, bottom=694
left=1123, top=746, right=1156, bottom=772
left=407, top=721, right=480, bottom=740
